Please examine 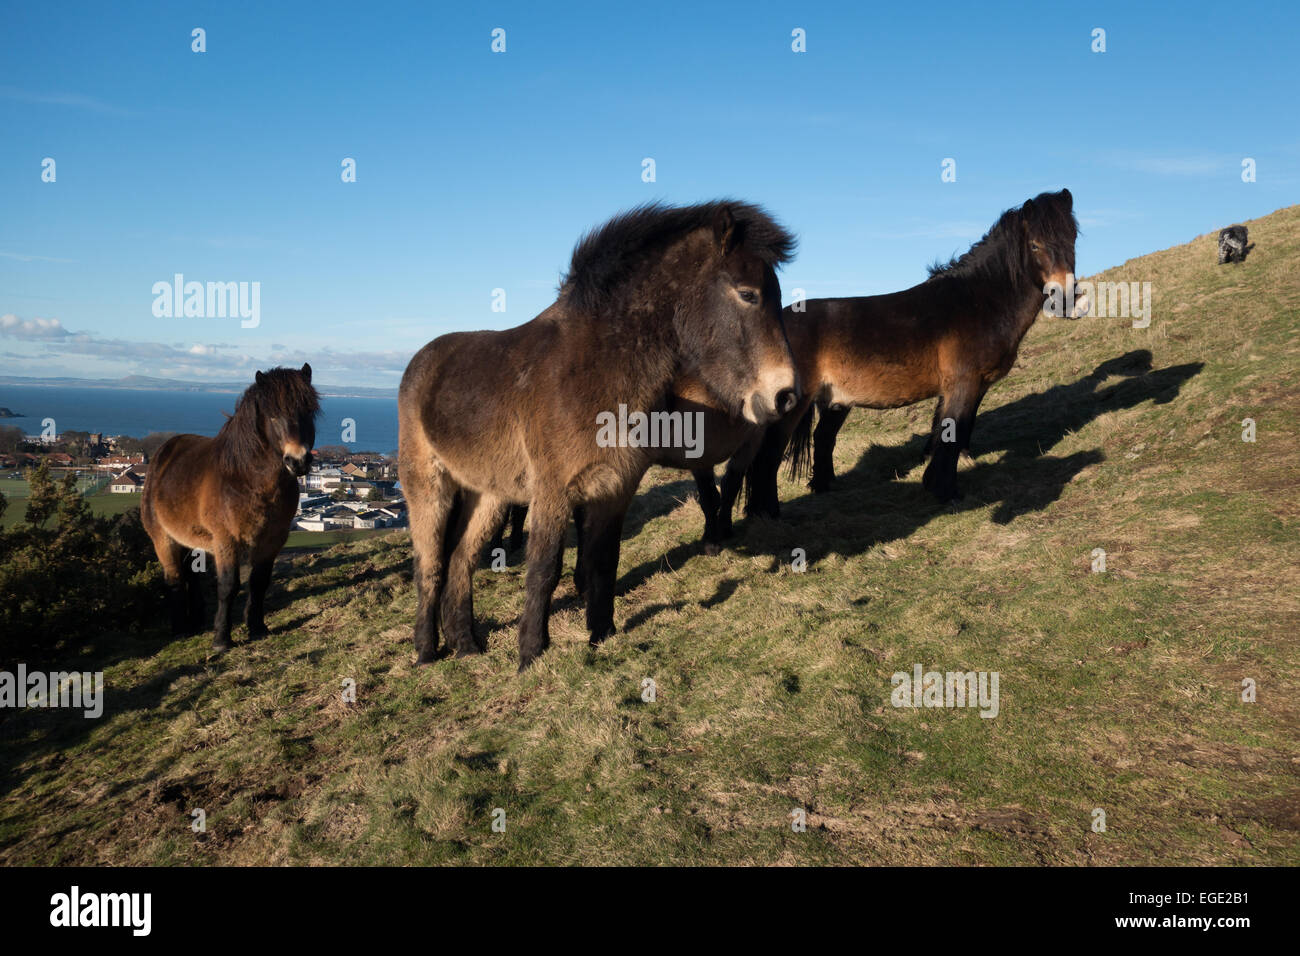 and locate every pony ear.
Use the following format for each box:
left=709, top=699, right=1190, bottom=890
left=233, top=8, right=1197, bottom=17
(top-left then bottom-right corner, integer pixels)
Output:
left=713, top=206, right=740, bottom=255
left=300, top=363, right=312, bottom=383
left=255, top=370, right=267, bottom=385
left=1060, top=188, right=1073, bottom=208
